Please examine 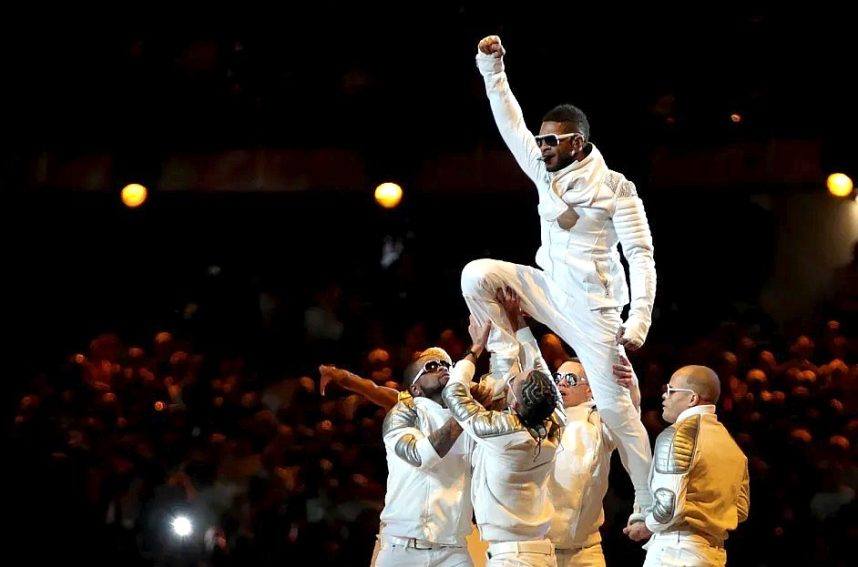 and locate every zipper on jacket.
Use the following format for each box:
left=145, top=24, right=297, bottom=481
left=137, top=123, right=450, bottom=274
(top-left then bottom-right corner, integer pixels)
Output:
left=594, top=260, right=610, bottom=296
